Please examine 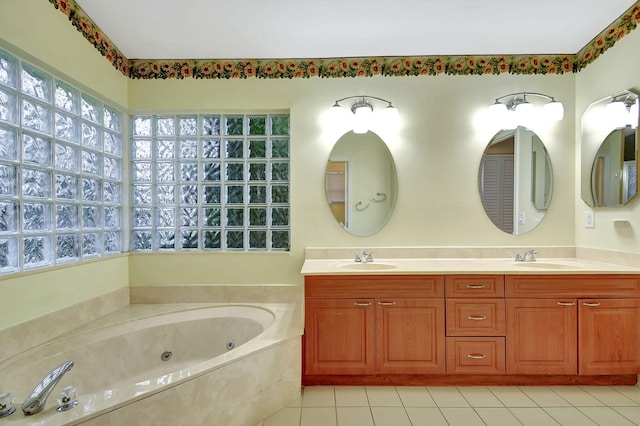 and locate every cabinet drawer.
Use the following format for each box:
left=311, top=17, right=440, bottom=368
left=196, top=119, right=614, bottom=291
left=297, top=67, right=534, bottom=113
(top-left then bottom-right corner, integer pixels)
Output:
left=305, top=275, right=444, bottom=298
left=446, top=337, right=505, bottom=374
left=445, top=275, right=504, bottom=298
left=446, top=299, right=505, bottom=336
left=505, top=275, right=640, bottom=298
